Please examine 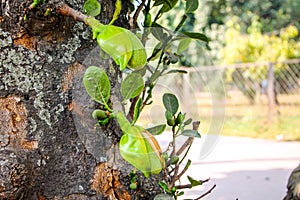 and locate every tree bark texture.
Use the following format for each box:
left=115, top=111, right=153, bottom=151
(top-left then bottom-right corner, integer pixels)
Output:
left=0, top=0, right=162, bottom=199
